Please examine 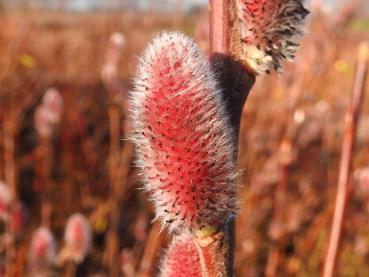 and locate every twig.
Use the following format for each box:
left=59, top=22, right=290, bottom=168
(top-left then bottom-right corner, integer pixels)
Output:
left=101, top=32, right=130, bottom=276
left=65, top=261, right=77, bottom=277
left=207, top=1, right=255, bottom=276
left=3, top=113, right=17, bottom=277
left=137, top=221, right=166, bottom=277
left=323, top=42, right=369, bottom=277
left=209, top=0, right=230, bottom=55
left=265, top=80, right=305, bottom=277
